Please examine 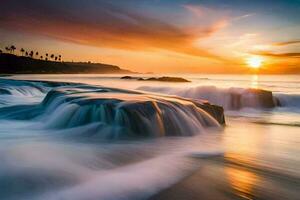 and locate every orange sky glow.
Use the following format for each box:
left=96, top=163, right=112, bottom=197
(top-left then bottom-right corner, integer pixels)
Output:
left=1, top=0, right=299, bottom=74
